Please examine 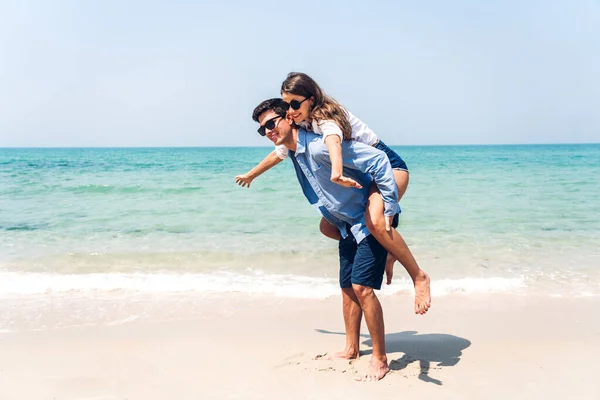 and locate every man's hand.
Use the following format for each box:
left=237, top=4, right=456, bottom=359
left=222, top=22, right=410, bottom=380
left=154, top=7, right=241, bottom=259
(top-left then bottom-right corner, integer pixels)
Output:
left=385, top=215, right=394, bottom=232
left=330, top=173, right=363, bottom=189
left=235, top=174, right=254, bottom=188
